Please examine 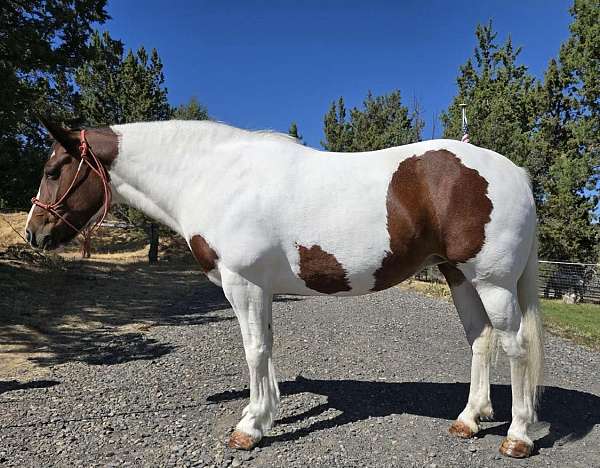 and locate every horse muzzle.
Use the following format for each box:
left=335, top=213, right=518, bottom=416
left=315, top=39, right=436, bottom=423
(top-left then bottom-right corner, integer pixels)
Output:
left=26, top=225, right=57, bottom=250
